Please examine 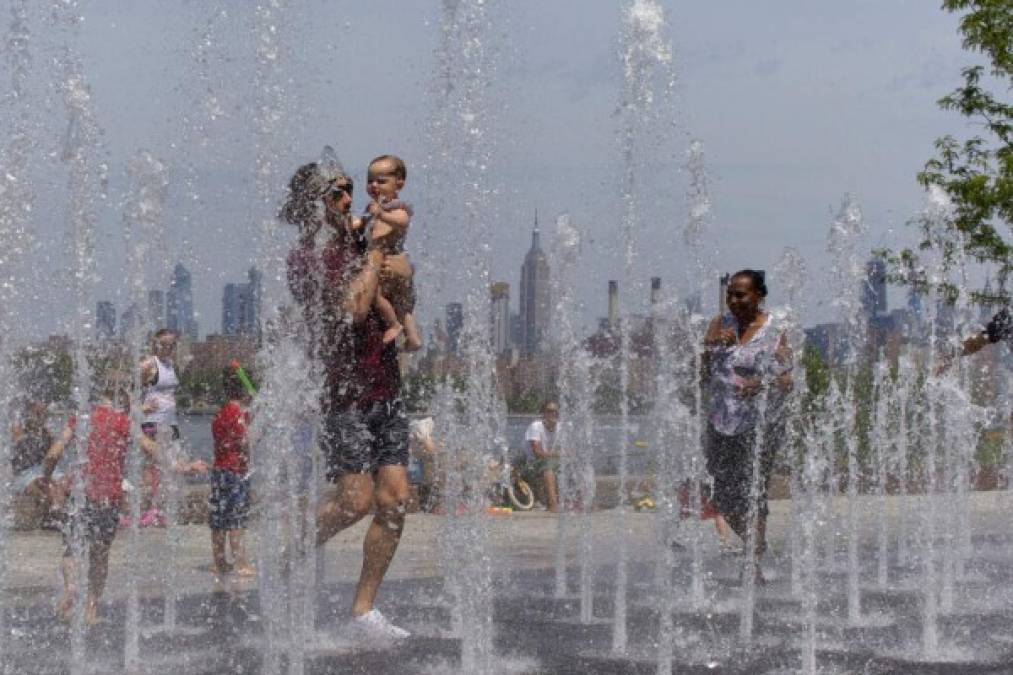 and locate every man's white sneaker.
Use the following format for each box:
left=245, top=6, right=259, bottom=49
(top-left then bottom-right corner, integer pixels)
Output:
left=352, top=609, right=411, bottom=640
